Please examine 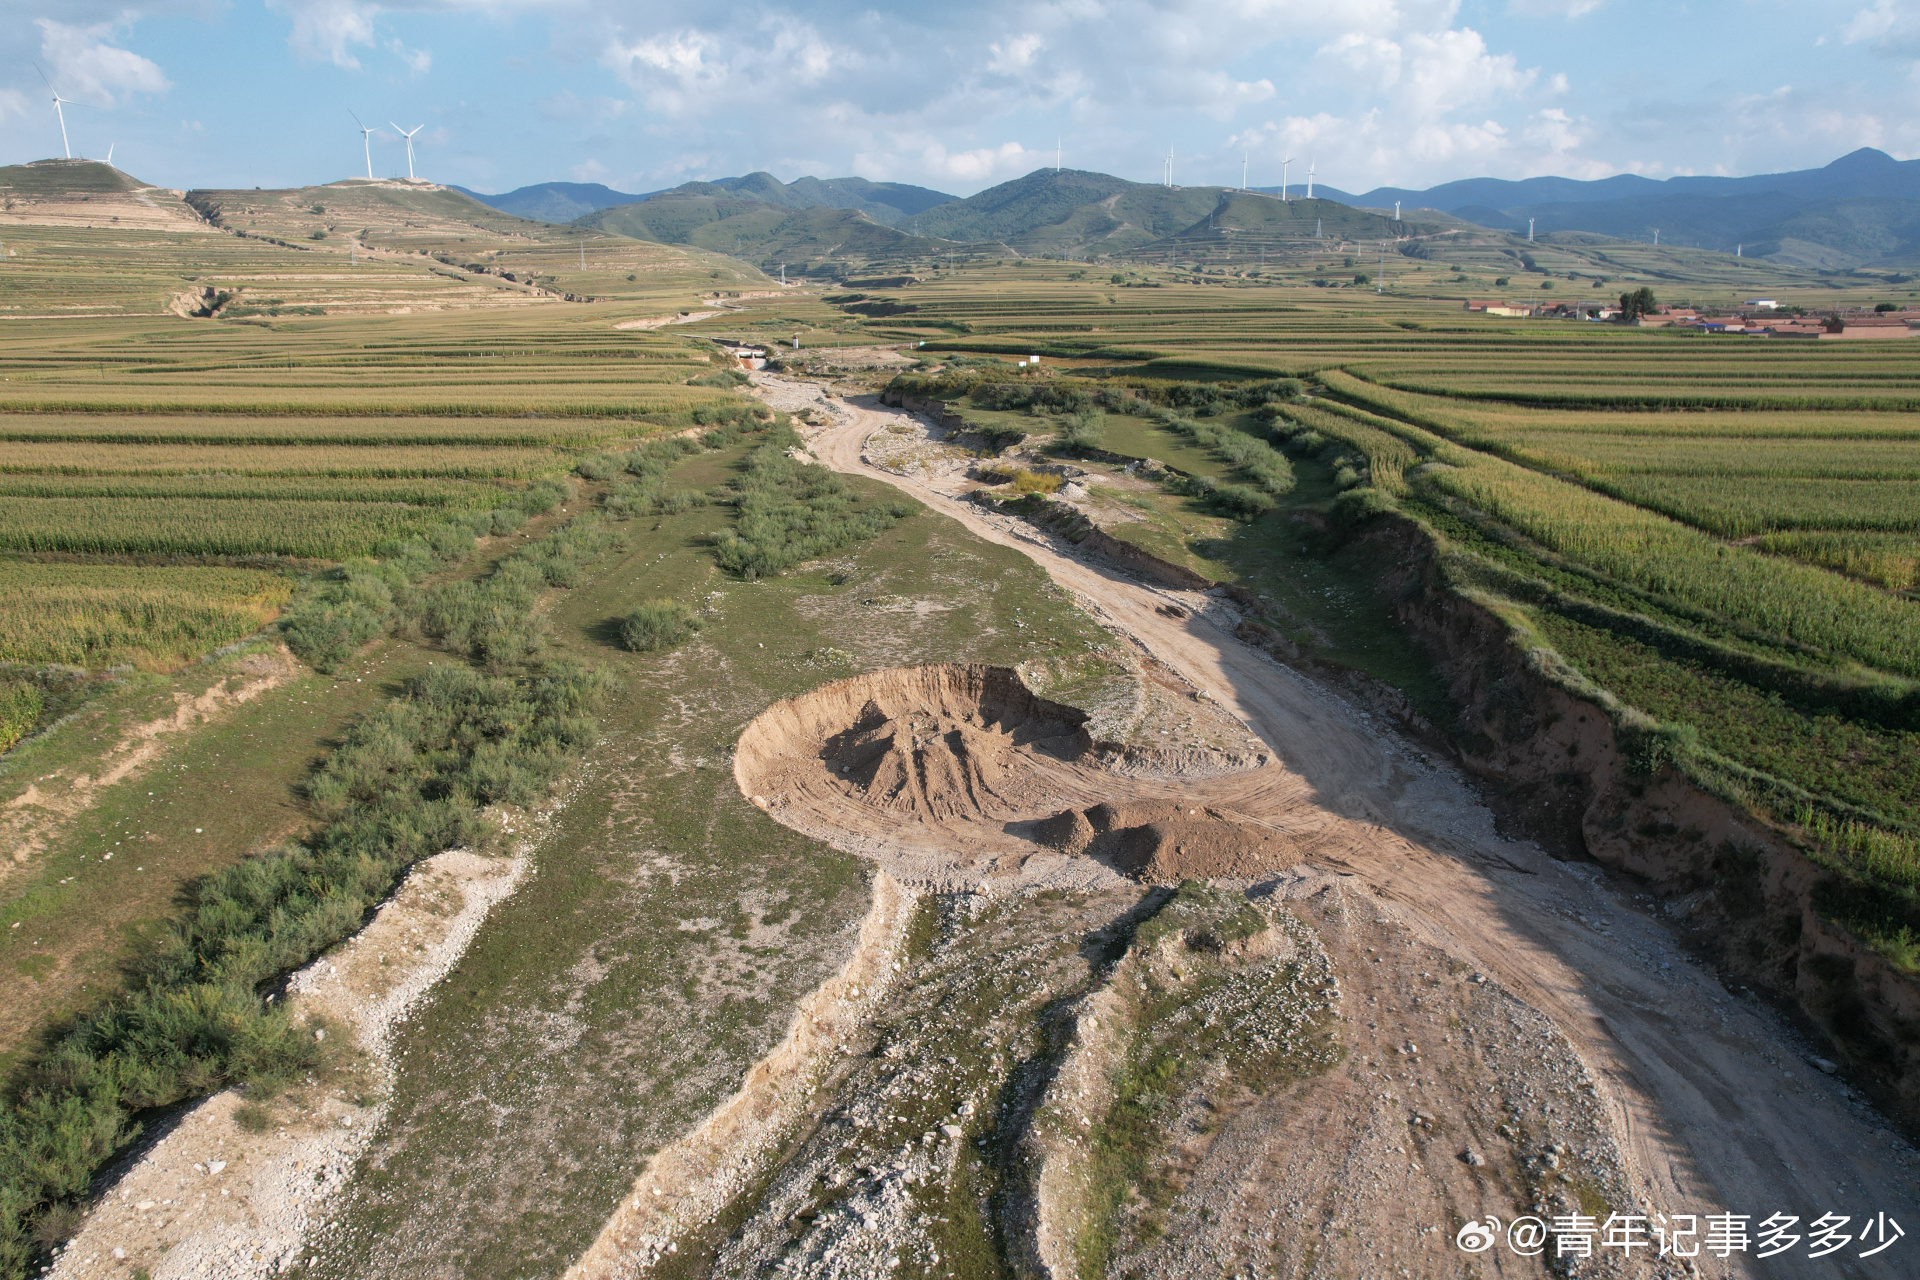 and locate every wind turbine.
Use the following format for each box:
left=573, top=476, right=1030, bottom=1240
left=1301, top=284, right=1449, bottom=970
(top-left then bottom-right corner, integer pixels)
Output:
left=1241, top=152, right=1248, bottom=192
left=351, top=111, right=375, bottom=179
left=35, top=64, right=74, bottom=160
left=1280, top=156, right=1292, bottom=202
left=391, top=122, right=423, bottom=181
left=106, top=143, right=115, bottom=168
left=1306, top=159, right=1315, bottom=200
left=1164, top=145, right=1174, bottom=188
